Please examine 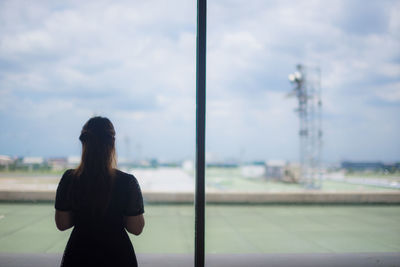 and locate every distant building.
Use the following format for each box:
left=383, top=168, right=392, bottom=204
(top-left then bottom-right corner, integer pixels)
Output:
left=341, top=161, right=400, bottom=173
left=384, top=162, right=400, bottom=173
left=265, top=160, right=286, bottom=179
left=67, top=156, right=80, bottom=168
left=0, top=155, right=14, bottom=171
left=264, top=160, right=301, bottom=183
left=22, top=157, right=44, bottom=165
left=206, top=161, right=239, bottom=168
left=21, top=156, right=45, bottom=171
left=283, top=163, right=301, bottom=183
left=341, top=161, right=384, bottom=172
left=47, top=157, right=68, bottom=171
left=241, top=164, right=266, bottom=178
left=0, top=155, right=13, bottom=165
